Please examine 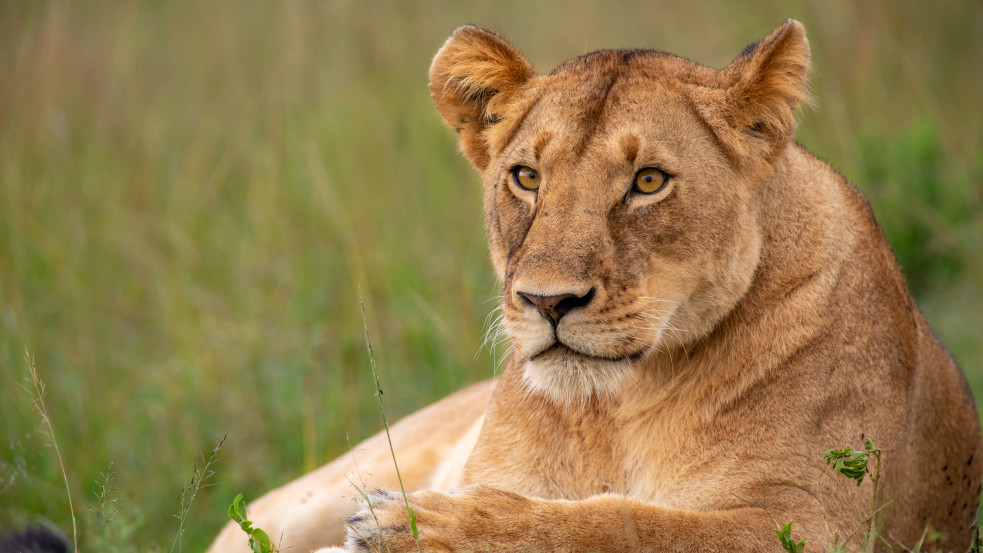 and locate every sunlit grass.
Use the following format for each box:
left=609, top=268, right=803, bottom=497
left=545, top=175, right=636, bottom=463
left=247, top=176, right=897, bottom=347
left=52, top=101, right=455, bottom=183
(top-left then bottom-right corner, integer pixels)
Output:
left=0, top=0, right=980, bottom=549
